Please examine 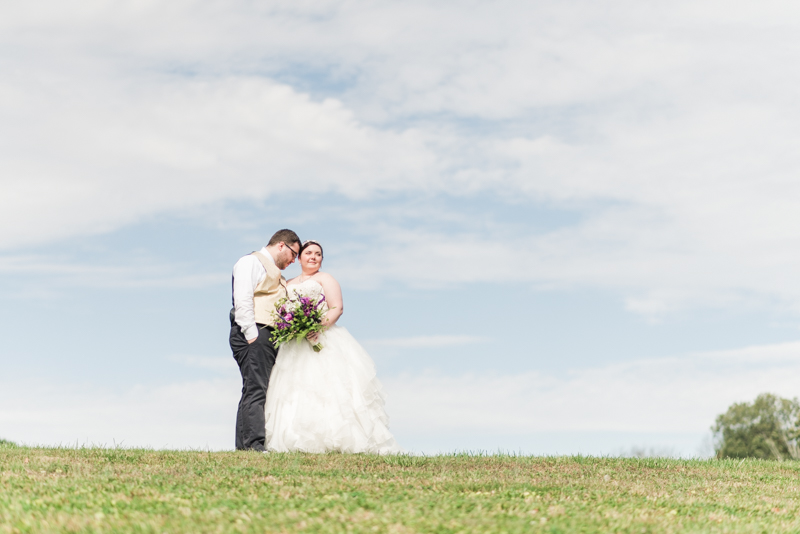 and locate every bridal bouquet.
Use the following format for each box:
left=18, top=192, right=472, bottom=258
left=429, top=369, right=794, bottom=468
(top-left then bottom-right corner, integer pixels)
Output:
left=270, top=292, right=328, bottom=352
